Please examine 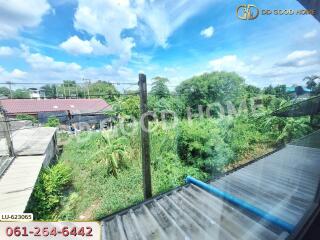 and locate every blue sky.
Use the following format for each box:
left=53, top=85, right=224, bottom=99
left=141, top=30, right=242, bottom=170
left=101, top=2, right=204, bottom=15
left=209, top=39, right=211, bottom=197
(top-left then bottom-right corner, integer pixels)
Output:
left=0, top=0, right=319, bottom=90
